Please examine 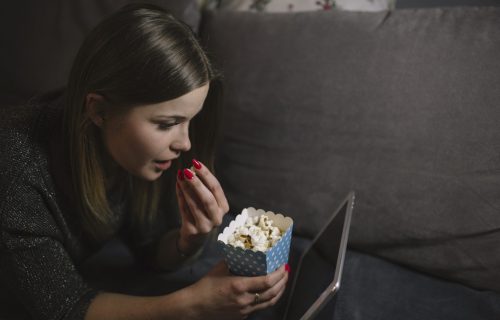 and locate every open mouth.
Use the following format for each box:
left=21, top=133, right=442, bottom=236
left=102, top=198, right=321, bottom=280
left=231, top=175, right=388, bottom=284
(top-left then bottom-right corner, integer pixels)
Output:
left=153, top=159, right=172, bottom=170
left=154, top=160, right=169, bottom=164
